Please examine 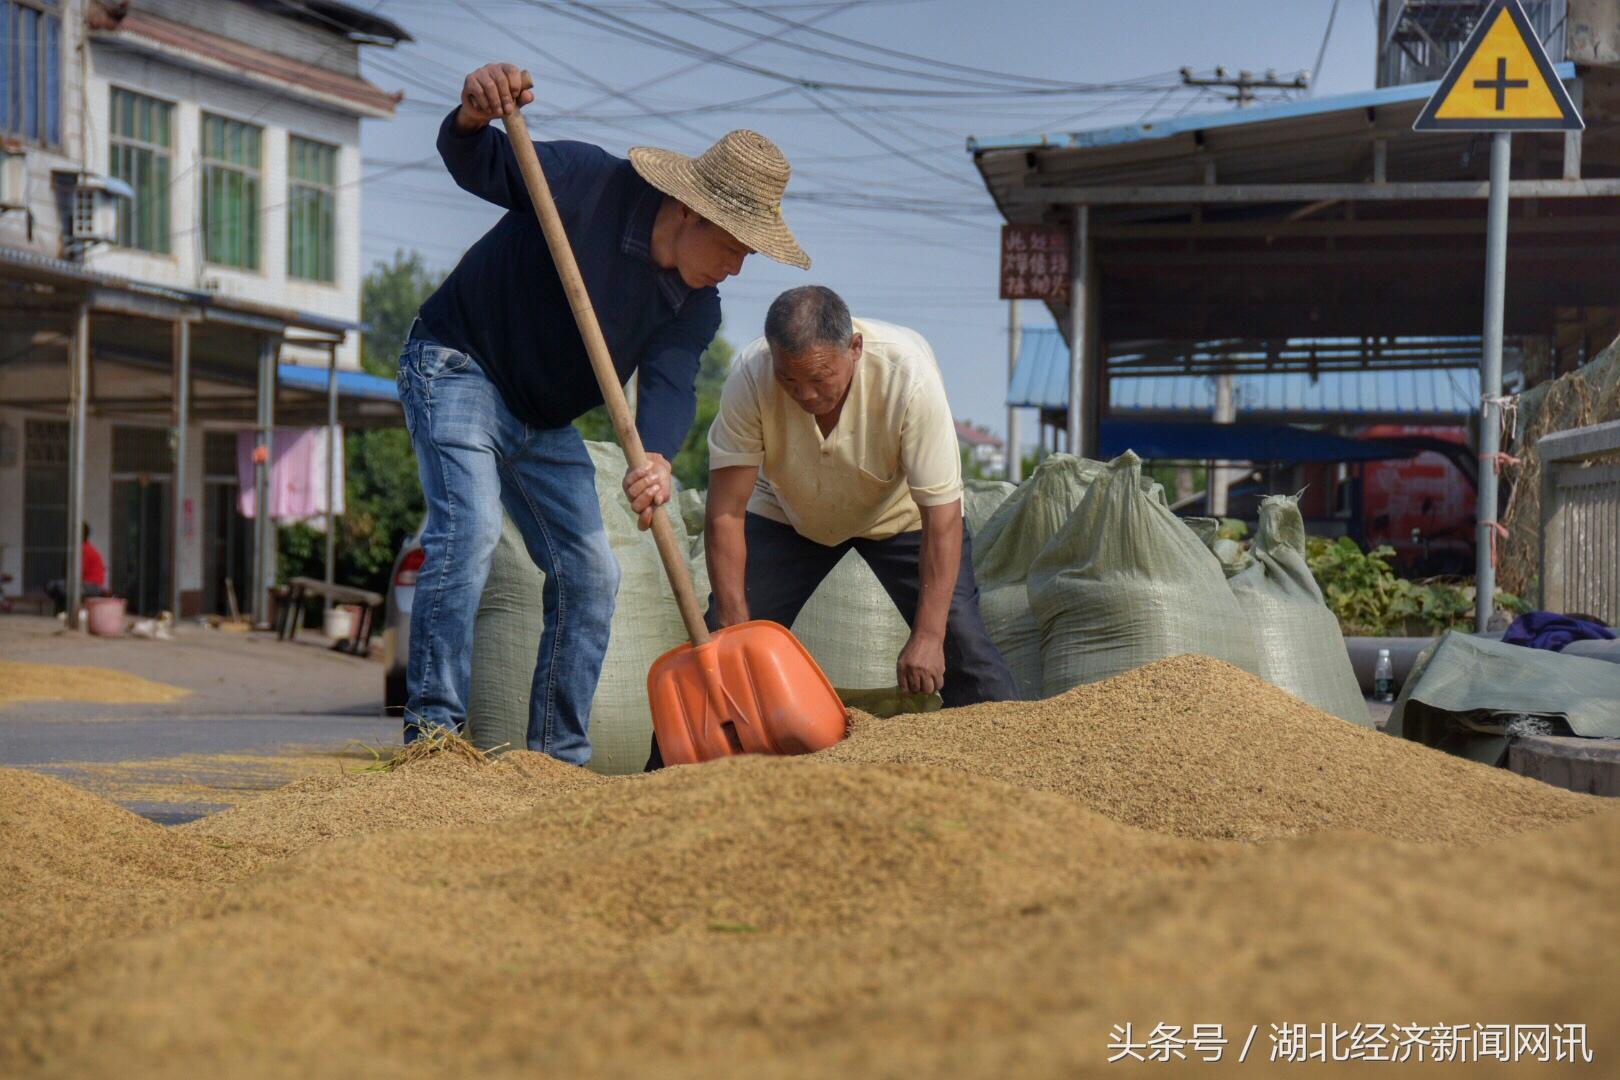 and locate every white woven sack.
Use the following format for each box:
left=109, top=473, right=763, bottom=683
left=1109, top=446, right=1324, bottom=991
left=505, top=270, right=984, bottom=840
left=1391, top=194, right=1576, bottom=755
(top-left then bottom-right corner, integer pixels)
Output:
left=1227, top=494, right=1370, bottom=726
left=466, top=441, right=704, bottom=775
left=1028, top=451, right=1260, bottom=694
left=584, top=440, right=705, bottom=774
left=792, top=550, right=911, bottom=690
left=971, top=454, right=1103, bottom=699
left=467, top=511, right=546, bottom=755
left=1186, top=517, right=1253, bottom=578
left=963, top=478, right=1015, bottom=536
